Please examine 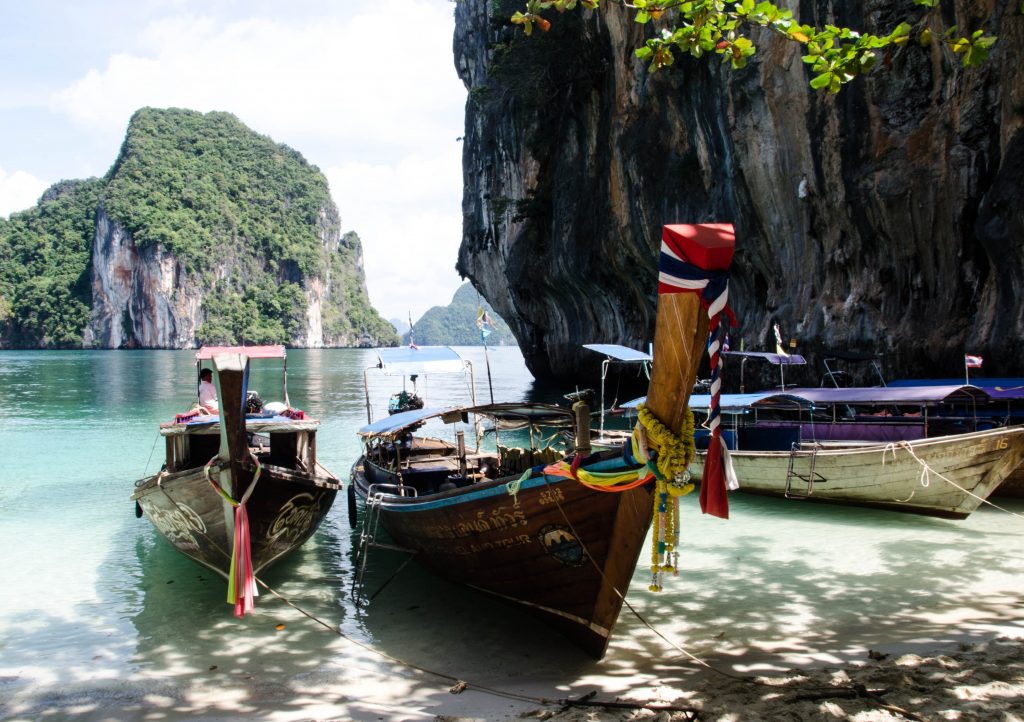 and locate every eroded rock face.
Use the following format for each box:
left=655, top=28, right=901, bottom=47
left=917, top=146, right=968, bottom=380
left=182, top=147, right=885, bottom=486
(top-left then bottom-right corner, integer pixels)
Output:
left=455, top=0, right=1024, bottom=384
left=83, top=208, right=333, bottom=349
